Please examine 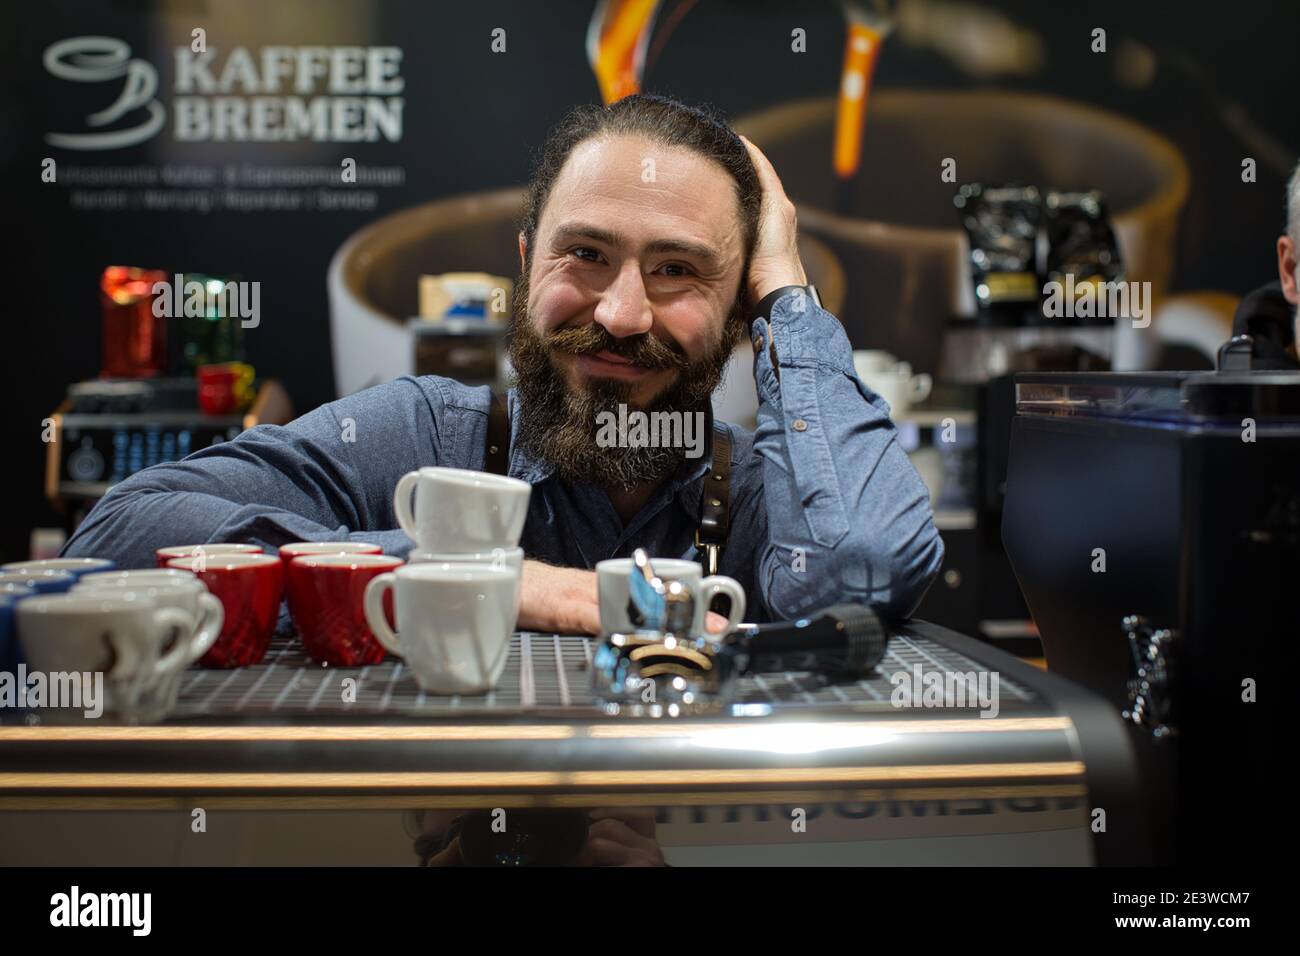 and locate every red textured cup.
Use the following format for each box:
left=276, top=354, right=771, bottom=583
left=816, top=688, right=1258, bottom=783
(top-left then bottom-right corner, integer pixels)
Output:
left=286, top=554, right=402, bottom=666
left=155, top=543, right=262, bottom=569
left=278, top=541, right=382, bottom=575
left=167, top=553, right=283, bottom=667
